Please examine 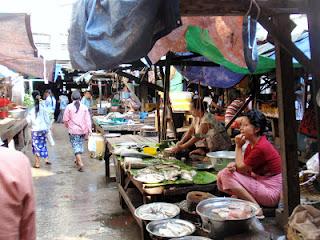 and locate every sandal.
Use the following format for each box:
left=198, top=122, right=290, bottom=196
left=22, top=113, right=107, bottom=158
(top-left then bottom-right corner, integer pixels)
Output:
left=78, top=167, right=84, bottom=172
left=33, top=164, right=40, bottom=169
left=256, top=214, right=265, bottom=220
left=45, top=161, right=52, bottom=165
